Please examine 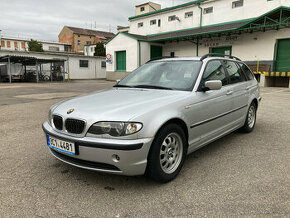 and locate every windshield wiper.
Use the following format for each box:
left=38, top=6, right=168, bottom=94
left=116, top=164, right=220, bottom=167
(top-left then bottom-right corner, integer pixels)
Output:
left=132, top=85, right=173, bottom=90
left=113, top=84, right=133, bottom=88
